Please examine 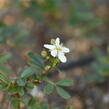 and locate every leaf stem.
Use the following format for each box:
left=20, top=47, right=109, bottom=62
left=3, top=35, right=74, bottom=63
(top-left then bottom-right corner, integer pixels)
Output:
left=43, top=78, right=56, bottom=86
